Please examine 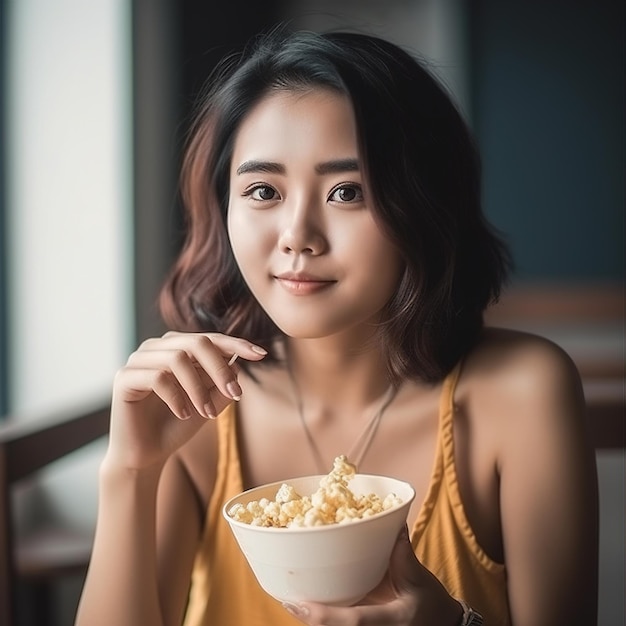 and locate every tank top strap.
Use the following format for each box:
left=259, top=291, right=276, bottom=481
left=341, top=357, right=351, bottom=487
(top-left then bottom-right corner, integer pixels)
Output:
left=439, top=359, right=463, bottom=471
left=207, top=403, right=243, bottom=525
left=438, top=359, right=500, bottom=569
left=411, top=360, right=463, bottom=541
